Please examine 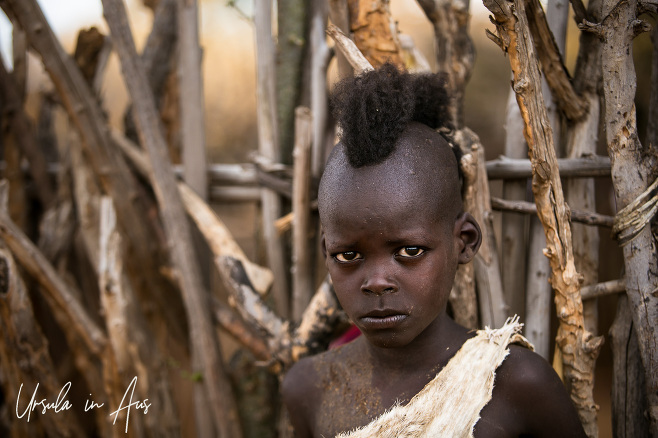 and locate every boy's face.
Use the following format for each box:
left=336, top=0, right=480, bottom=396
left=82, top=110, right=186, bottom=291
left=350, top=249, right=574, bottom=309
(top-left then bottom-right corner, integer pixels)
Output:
left=322, top=188, right=462, bottom=349
left=319, top=128, right=479, bottom=349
